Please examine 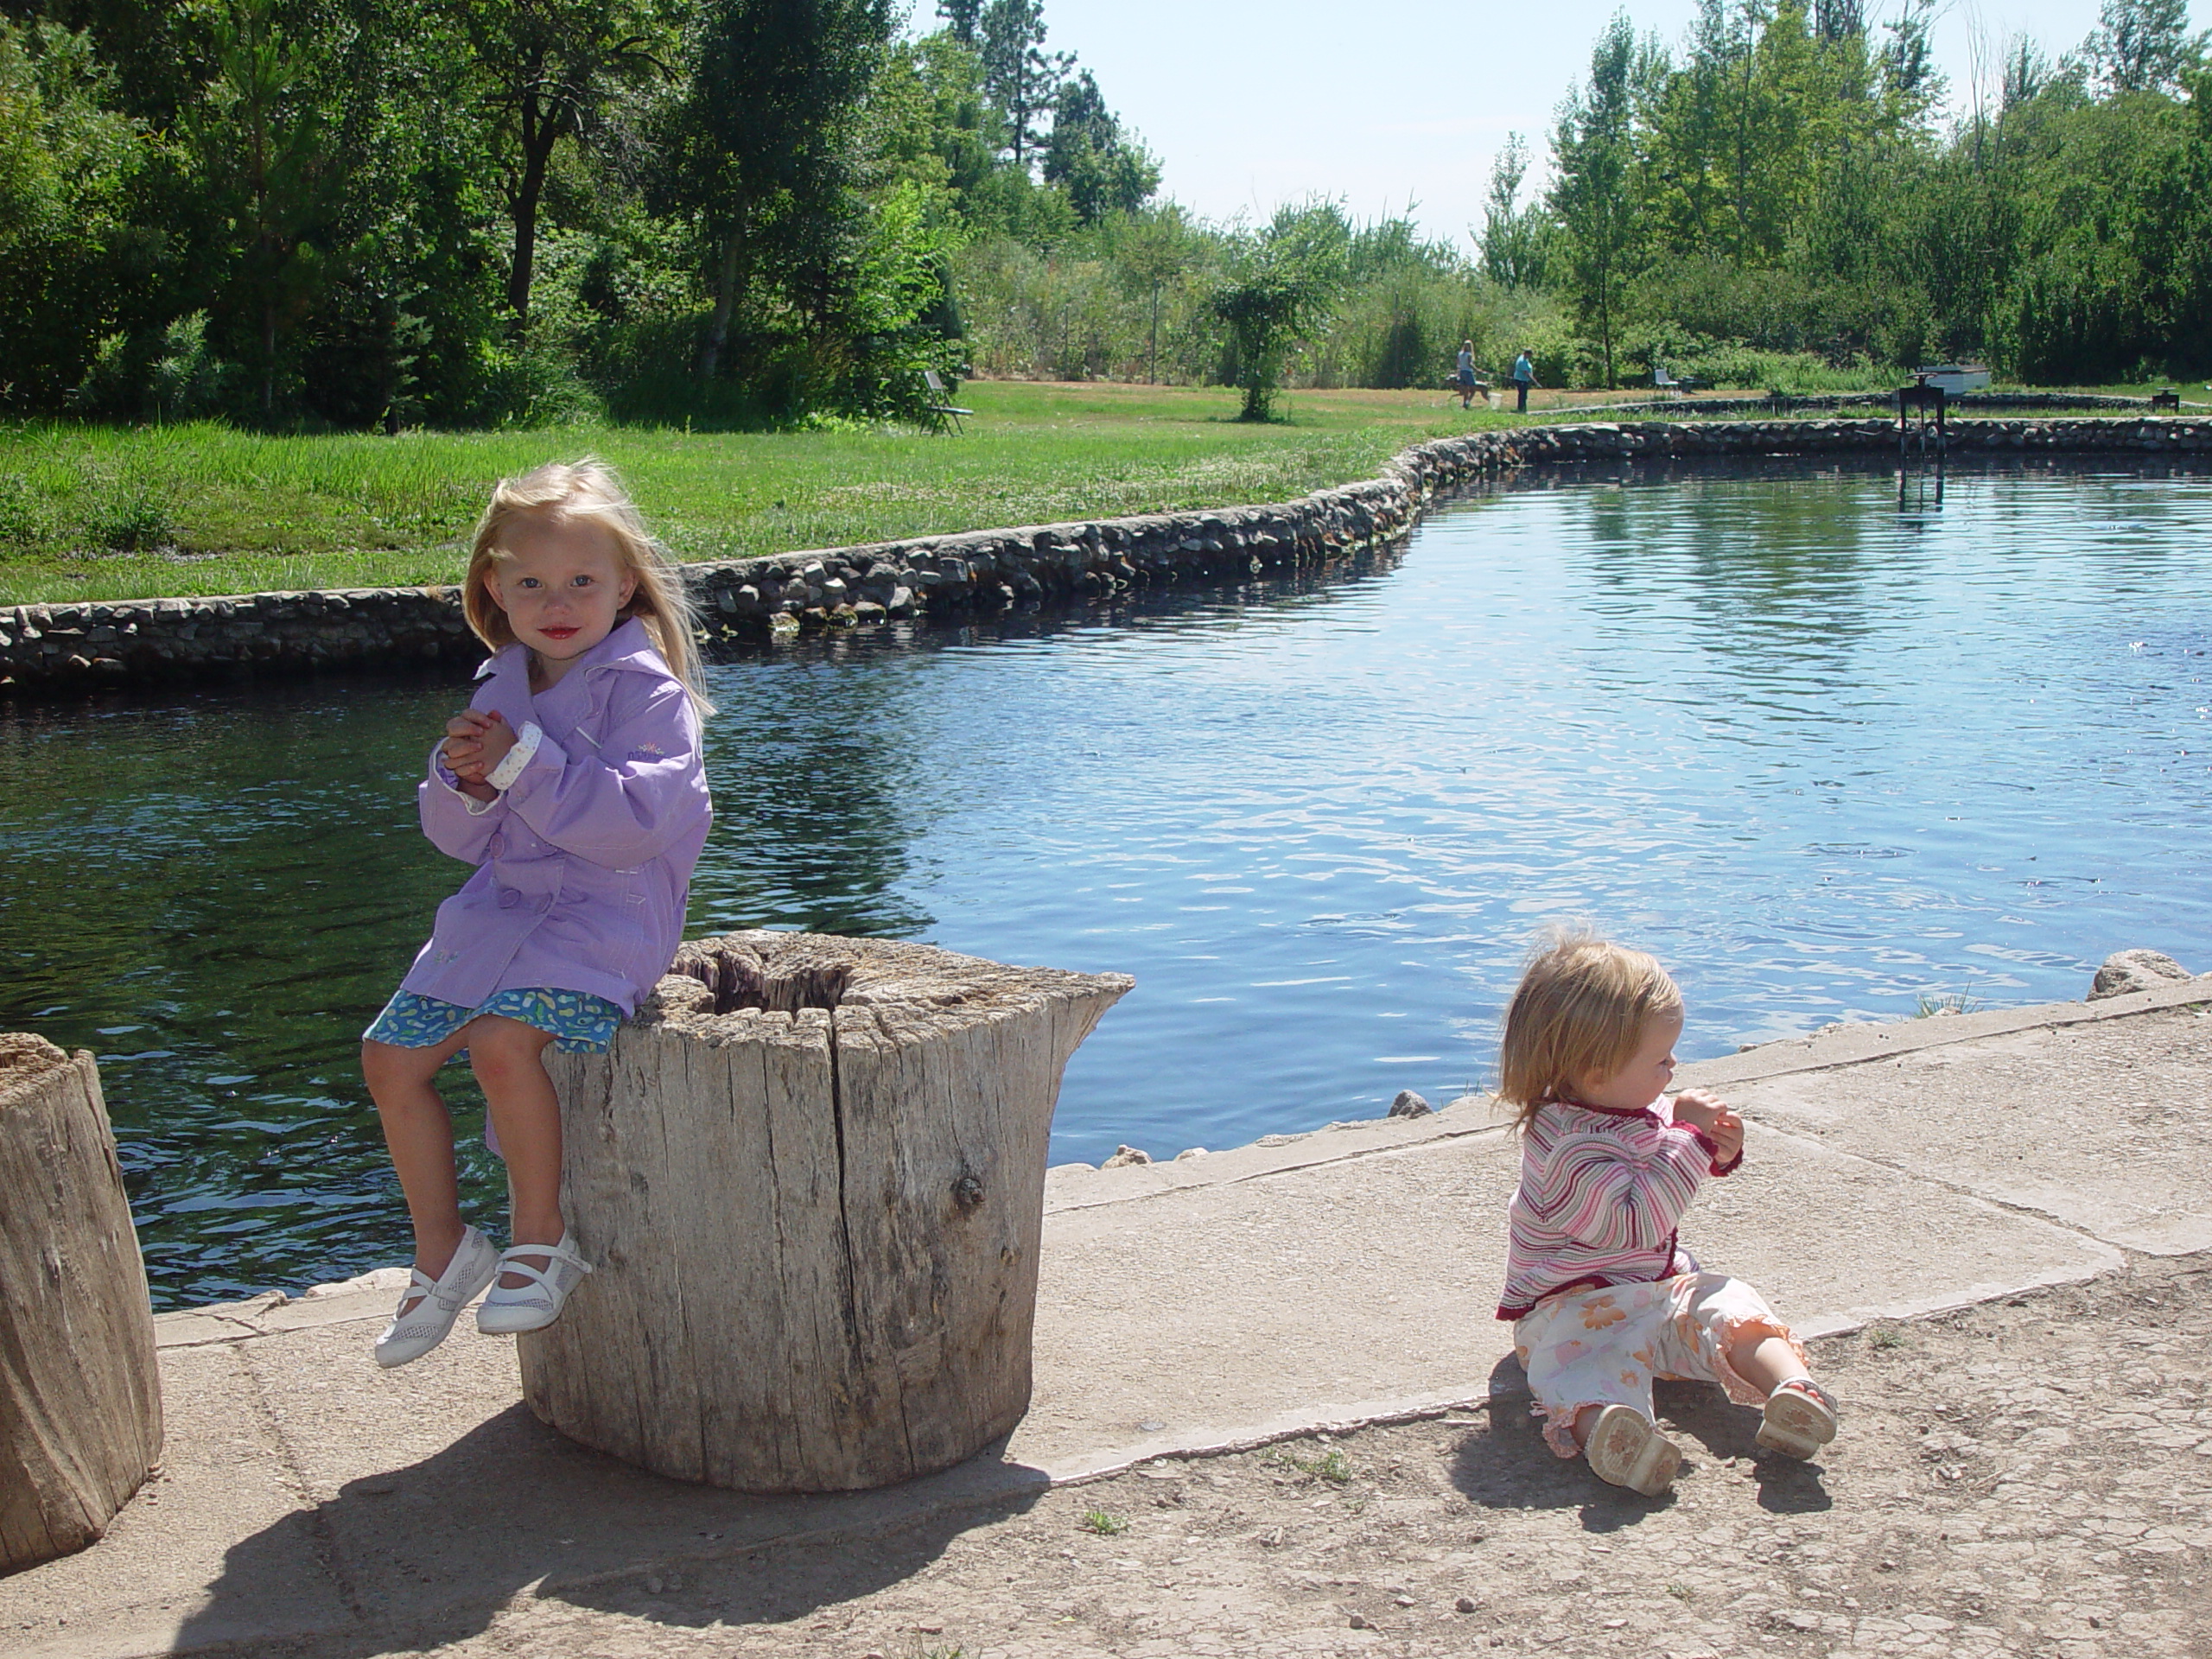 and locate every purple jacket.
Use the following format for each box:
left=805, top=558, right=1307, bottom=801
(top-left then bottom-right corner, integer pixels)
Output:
left=398, top=618, right=713, bottom=1015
